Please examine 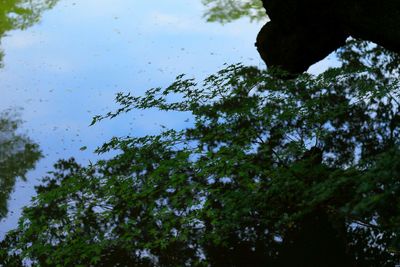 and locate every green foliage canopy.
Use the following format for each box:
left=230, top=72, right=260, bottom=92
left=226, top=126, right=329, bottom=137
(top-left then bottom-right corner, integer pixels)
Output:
left=202, top=0, right=265, bottom=23
left=0, top=0, right=59, bottom=66
left=0, top=110, right=42, bottom=220
left=2, top=1, right=400, bottom=264
left=2, top=50, right=400, bottom=265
